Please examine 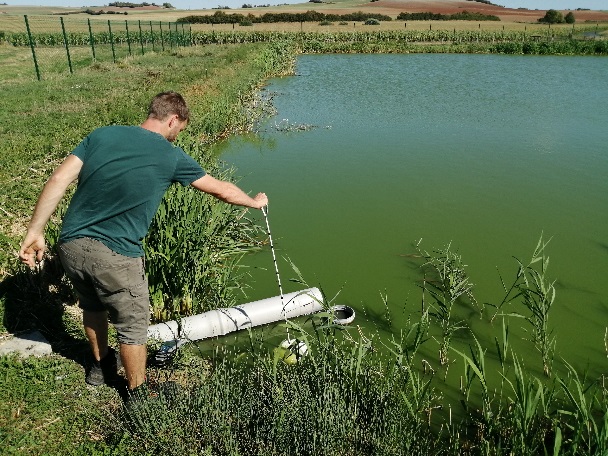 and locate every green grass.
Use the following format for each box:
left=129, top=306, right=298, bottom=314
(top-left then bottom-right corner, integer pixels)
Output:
left=0, top=354, right=124, bottom=455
